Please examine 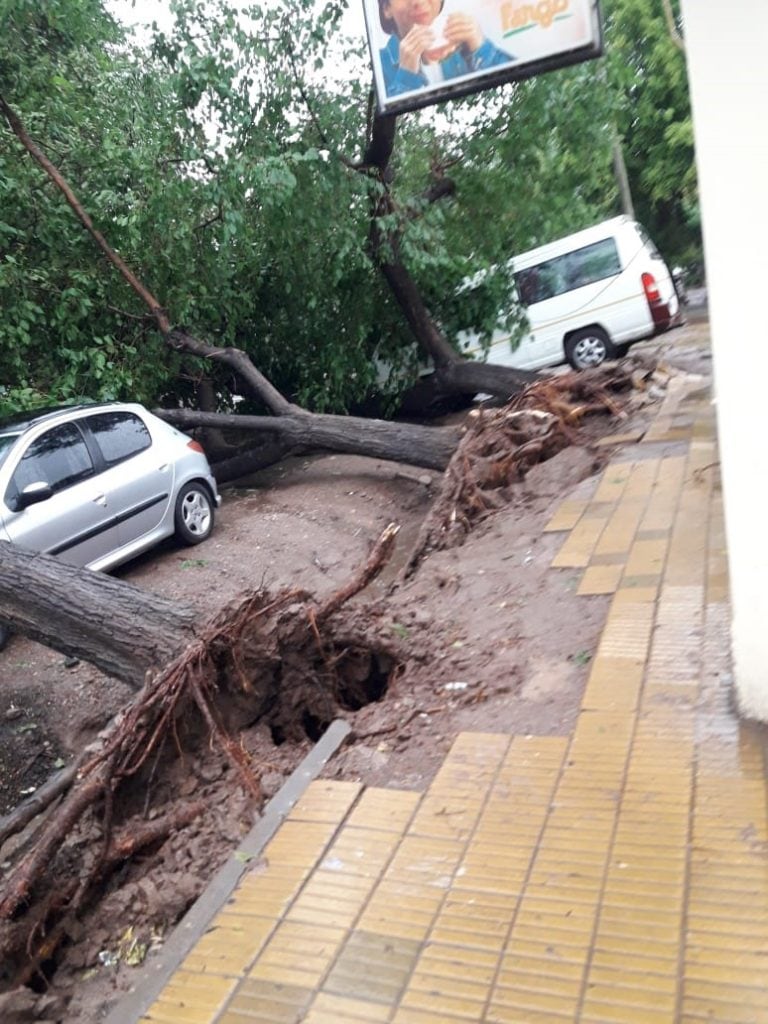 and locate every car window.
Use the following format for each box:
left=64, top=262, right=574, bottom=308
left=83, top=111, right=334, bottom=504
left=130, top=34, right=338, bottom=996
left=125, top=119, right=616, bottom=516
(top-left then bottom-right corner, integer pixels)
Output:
left=86, top=411, right=152, bottom=467
left=9, top=423, right=94, bottom=499
left=515, top=237, right=622, bottom=305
